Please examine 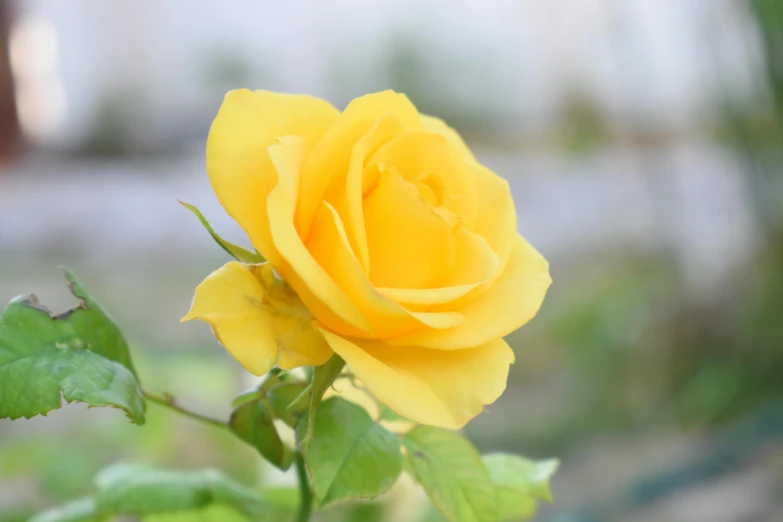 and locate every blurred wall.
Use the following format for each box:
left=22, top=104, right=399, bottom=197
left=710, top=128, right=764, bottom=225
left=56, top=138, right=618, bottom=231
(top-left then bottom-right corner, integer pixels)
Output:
left=7, top=0, right=764, bottom=152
